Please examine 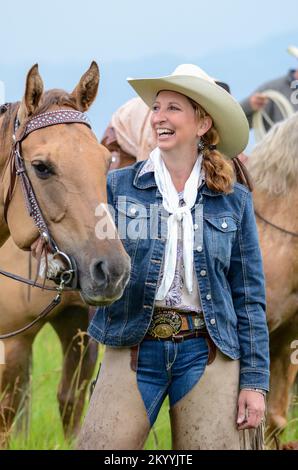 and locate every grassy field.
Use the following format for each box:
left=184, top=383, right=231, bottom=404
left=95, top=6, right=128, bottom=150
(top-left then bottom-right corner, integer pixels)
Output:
left=7, top=324, right=298, bottom=450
